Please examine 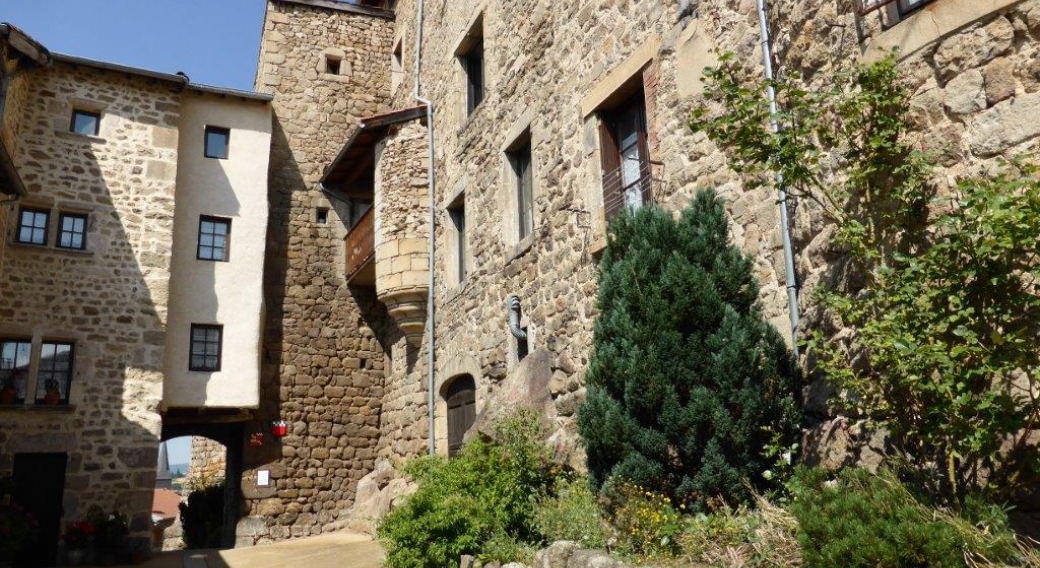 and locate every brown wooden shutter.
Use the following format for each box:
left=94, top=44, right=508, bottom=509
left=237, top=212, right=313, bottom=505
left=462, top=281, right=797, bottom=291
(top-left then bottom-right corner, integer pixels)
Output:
left=598, top=115, right=621, bottom=220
